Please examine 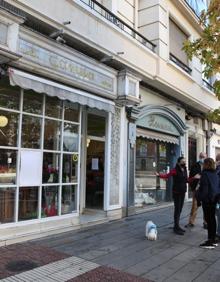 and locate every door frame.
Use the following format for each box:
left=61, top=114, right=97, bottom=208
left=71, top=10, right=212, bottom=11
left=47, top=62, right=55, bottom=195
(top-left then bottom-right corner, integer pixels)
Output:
left=80, top=108, right=109, bottom=213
